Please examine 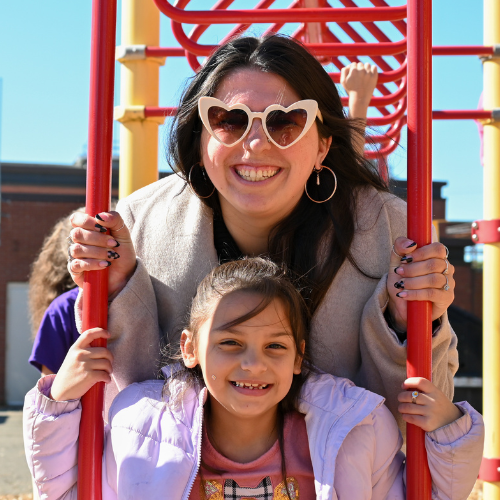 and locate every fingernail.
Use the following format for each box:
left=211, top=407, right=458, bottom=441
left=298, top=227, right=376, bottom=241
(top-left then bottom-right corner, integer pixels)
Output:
left=394, top=280, right=404, bottom=289
left=401, top=256, right=413, bottom=263
left=396, top=291, right=408, bottom=298
left=107, top=239, right=118, bottom=247
left=405, top=241, right=417, bottom=248
left=99, top=261, right=112, bottom=267
left=107, top=250, right=120, bottom=259
left=394, top=267, right=403, bottom=275
left=95, top=213, right=105, bottom=221
left=114, top=241, right=120, bottom=247
left=95, top=223, right=107, bottom=233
